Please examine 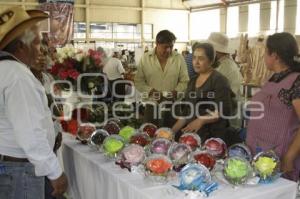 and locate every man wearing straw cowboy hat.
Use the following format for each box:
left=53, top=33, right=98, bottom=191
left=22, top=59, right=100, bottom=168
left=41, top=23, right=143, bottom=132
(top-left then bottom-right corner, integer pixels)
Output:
left=0, top=6, right=68, bottom=199
left=207, top=32, right=243, bottom=129
left=207, top=32, right=242, bottom=98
